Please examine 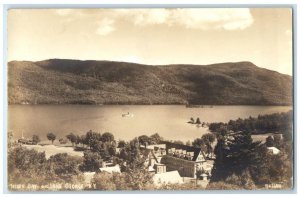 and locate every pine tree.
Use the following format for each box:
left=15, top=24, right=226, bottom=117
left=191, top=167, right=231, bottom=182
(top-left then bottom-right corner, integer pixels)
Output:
left=225, top=131, right=261, bottom=176
left=210, top=130, right=261, bottom=185
left=210, top=132, right=227, bottom=182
